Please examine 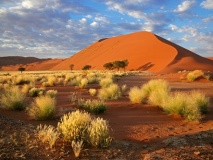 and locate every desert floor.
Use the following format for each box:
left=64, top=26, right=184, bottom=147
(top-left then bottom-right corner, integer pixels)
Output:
left=0, top=72, right=213, bottom=159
